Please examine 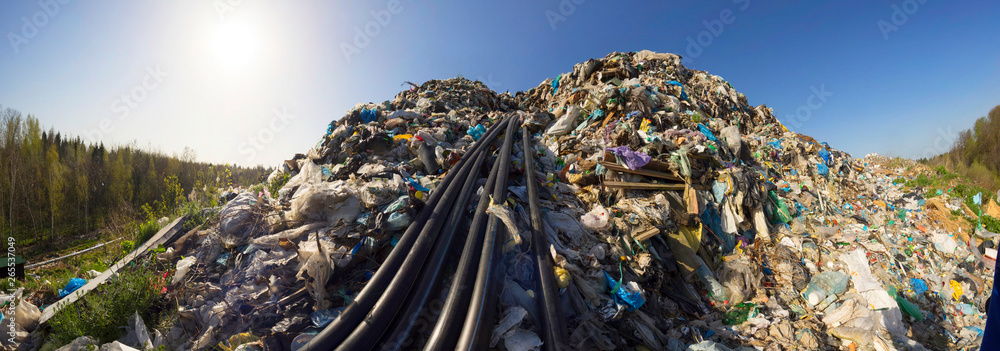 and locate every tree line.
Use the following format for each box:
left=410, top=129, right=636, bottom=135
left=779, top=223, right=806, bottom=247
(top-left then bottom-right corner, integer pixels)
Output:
left=923, top=104, right=1000, bottom=191
left=0, top=106, right=269, bottom=244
